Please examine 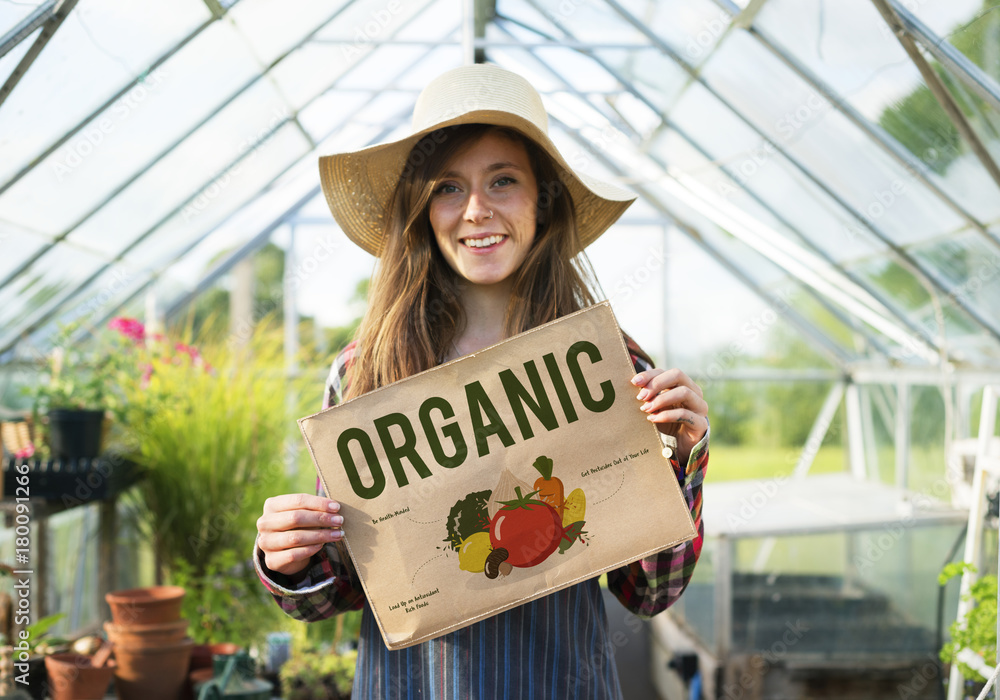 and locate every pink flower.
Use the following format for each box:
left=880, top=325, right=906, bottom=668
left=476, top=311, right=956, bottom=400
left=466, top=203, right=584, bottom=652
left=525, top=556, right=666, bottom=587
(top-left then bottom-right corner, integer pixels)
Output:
left=14, top=443, right=35, bottom=460
left=140, top=363, right=154, bottom=389
left=109, top=317, right=146, bottom=343
left=174, top=343, right=201, bottom=361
